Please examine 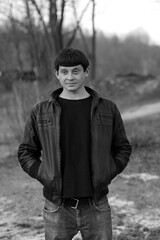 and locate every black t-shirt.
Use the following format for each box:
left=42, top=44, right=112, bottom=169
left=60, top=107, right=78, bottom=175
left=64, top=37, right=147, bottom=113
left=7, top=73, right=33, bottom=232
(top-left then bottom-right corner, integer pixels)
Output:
left=57, top=96, right=93, bottom=198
